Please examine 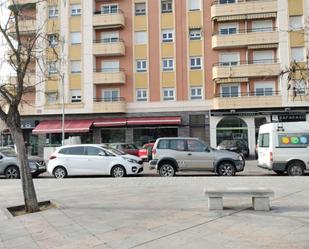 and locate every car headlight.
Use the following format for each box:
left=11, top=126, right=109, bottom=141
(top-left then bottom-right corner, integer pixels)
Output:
left=238, top=155, right=244, bottom=161
left=124, top=158, right=138, bottom=164
left=28, top=161, right=37, bottom=170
